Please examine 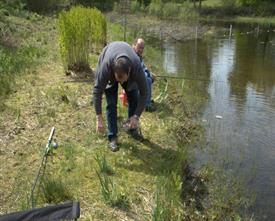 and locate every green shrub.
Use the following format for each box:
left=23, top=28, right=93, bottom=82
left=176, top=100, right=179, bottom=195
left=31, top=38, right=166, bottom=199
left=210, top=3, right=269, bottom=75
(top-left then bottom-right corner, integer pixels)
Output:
left=75, top=0, right=115, bottom=11
left=25, top=0, right=73, bottom=12
left=131, top=0, right=142, bottom=13
left=236, top=0, right=258, bottom=6
left=220, top=0, right=236, bottom=8
left=179, top=2, right=199, bottom=23
left=148, top=1, right=182, bottom=19
left=58, top=6, right=106, bottom=71
left=162, top=2, right=180, bottom=18
left=26, top=0, right=55, bottom=12
left=41, top=178, right=73, bottom=204
left=148, top=0, right=163, bottom=17
left=107, top=22, right=125, bottom=42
